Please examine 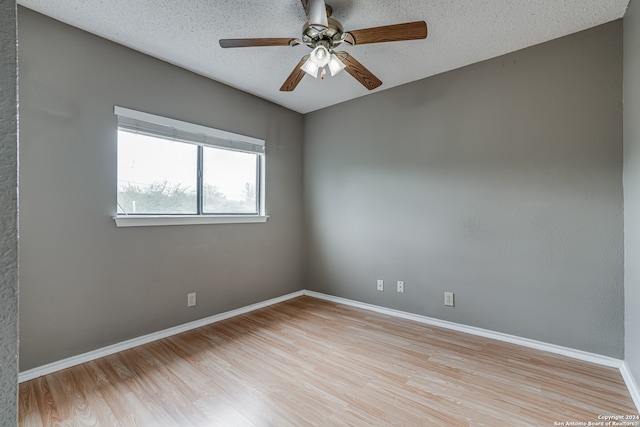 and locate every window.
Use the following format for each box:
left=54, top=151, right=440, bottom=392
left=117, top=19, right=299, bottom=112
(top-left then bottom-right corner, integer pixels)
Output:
left=113, top=106, right=266, bottom=227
